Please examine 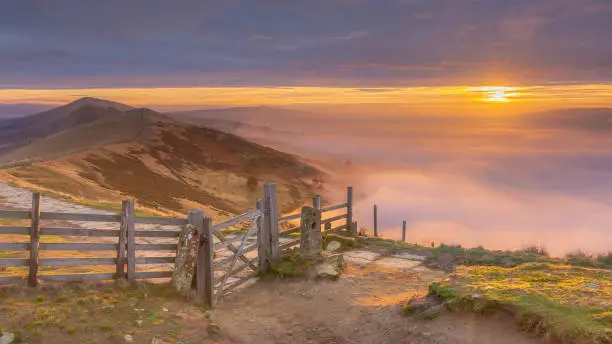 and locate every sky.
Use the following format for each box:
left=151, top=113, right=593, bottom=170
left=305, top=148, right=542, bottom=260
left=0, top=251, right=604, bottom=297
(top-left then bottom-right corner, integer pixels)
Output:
left=1, top=0, right=612, bottom=110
